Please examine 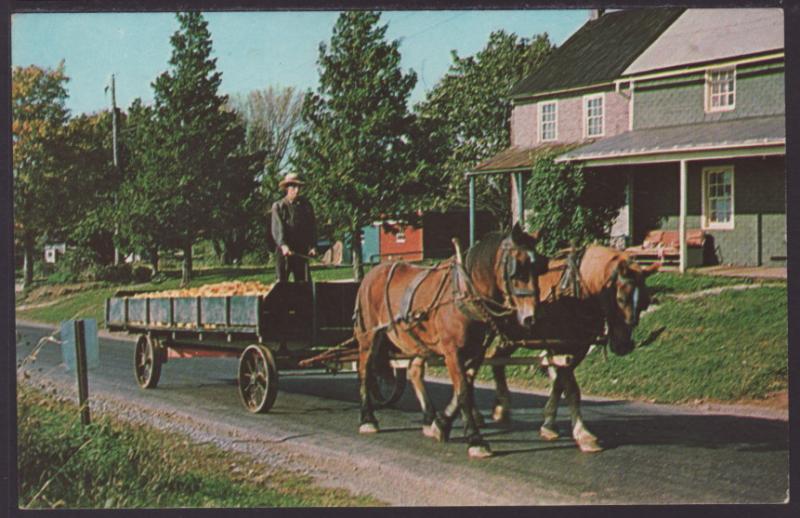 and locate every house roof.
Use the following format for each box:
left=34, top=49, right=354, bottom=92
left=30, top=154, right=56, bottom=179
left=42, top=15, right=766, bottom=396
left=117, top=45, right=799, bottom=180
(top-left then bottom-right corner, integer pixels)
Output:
left=472, top=143, right=581, bottom=173
left=556, top=115, right=785, bottom=164
left=509, top=8, right=684, bottom=99
left=624, top=9, right=784, bottom=76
